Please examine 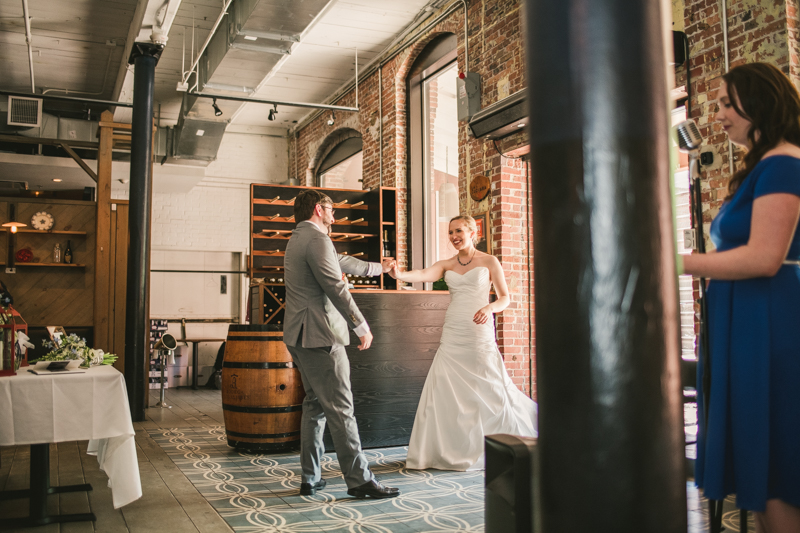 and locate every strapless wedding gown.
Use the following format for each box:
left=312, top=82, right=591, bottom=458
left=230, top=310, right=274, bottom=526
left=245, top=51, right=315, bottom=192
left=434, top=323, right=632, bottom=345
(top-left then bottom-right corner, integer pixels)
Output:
left=405, top=266, right=538, bottom=471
